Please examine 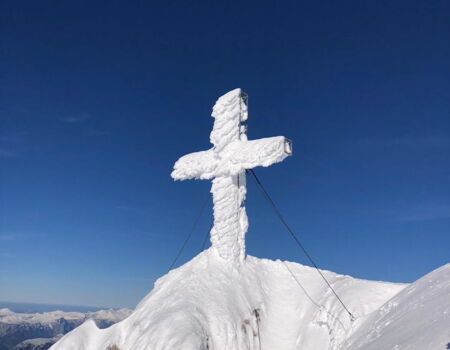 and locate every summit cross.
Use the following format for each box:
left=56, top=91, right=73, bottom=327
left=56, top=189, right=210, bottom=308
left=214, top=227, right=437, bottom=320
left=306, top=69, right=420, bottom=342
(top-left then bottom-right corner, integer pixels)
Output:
left=172, top=88, right=292, bottom=263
